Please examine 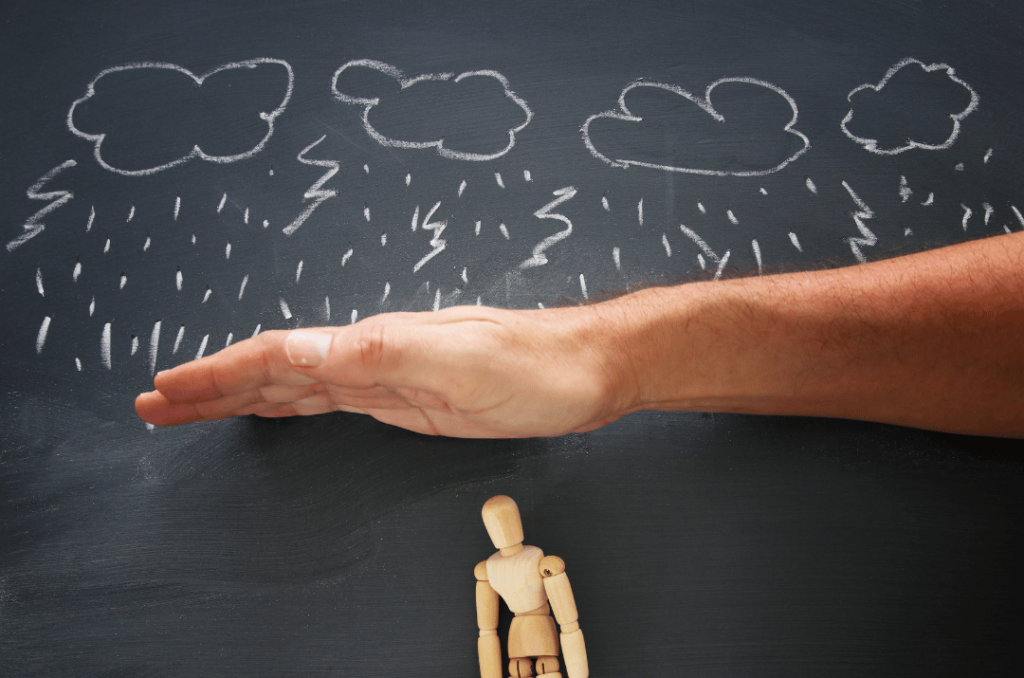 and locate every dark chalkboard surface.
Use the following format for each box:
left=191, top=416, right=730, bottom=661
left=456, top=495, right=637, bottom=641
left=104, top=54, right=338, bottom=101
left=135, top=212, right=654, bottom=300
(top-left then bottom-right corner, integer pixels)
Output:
left=1, top=1, right=1021, bottom=676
